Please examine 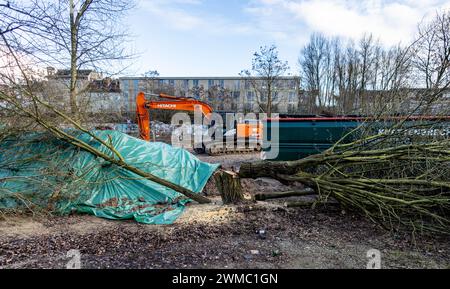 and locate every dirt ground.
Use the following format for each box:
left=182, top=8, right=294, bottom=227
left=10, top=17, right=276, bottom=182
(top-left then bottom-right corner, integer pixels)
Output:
left=0, top=153, right=449, bottom=269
